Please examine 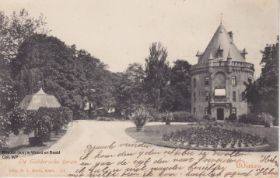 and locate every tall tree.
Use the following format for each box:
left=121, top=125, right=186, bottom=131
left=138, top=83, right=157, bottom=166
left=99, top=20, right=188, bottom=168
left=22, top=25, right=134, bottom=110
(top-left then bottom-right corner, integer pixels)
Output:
left=144, top=42, right=170, bottom=111
left=169, top=60, right=192, bottom=111
left=13, top=34, right=116, bottom=118
left=114, top=63, right=146, bottom=117
left=258, top=38, right=279, bottom=118
left=244, top=37, right=279, bottom=120
left=0, top=9, right=48, bottom=115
